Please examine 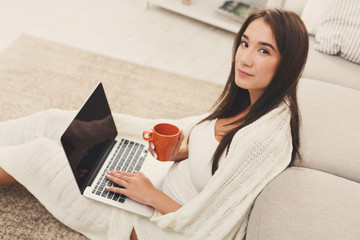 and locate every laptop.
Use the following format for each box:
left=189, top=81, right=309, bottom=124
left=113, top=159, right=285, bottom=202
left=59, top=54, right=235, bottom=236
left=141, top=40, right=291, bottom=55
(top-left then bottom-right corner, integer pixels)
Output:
left=61, top=82, right=172, bottom=217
